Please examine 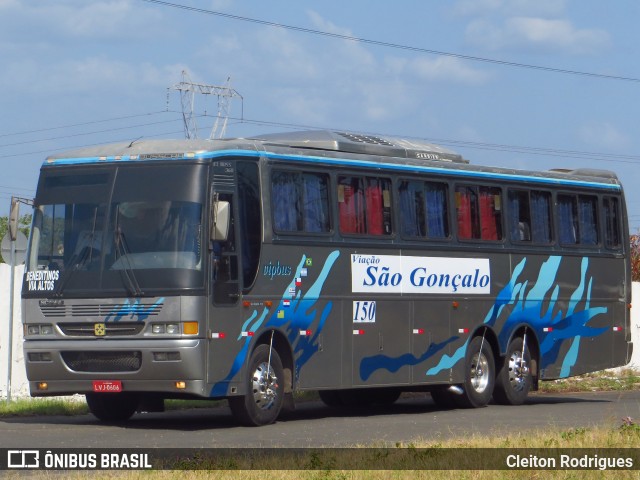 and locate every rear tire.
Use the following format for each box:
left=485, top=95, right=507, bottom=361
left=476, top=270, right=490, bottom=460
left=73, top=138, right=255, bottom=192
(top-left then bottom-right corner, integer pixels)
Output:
left=229, top=344, right=285, bottom=426
left=86, top=392, right=139, bottom=422
left=454, top=335, right=495, bottom=408
left=493, top=337, right=532, bottom=405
